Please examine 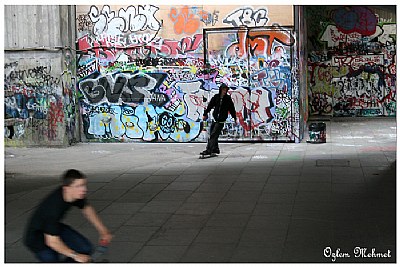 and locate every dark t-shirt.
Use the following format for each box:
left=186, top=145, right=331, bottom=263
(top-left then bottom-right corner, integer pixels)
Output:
left=24, top=187, right=87, bottom=252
